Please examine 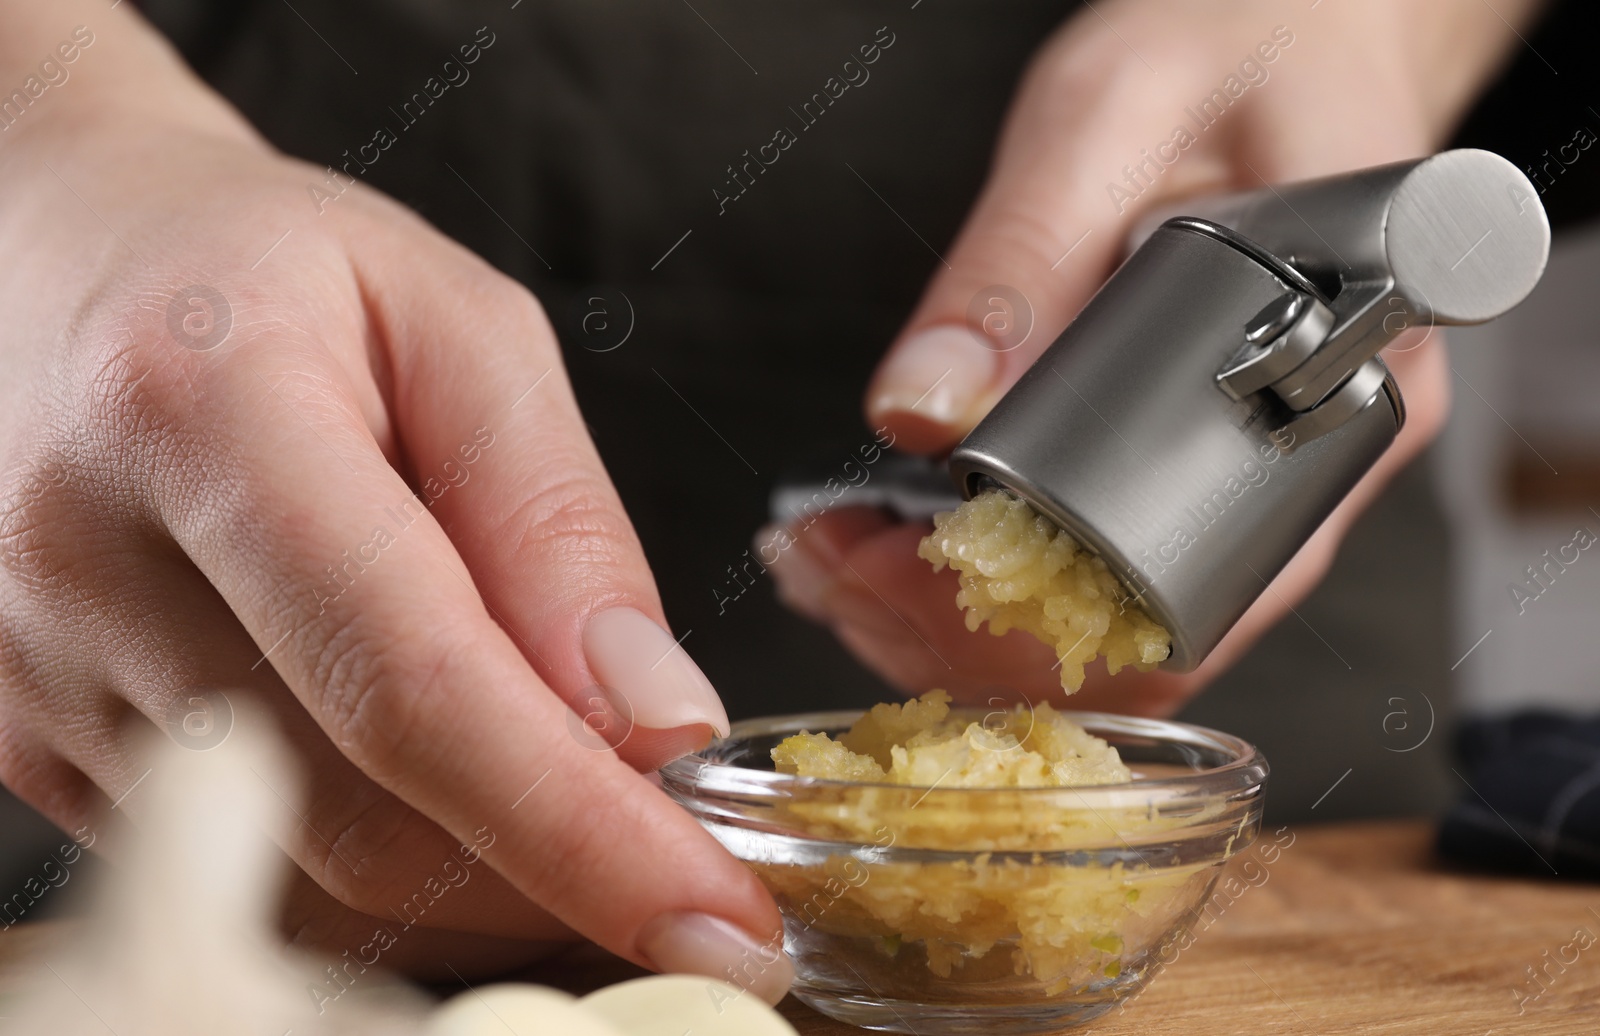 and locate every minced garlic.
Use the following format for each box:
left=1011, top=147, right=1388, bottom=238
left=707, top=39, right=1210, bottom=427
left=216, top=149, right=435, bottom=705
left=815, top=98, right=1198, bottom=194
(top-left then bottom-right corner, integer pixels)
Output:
left=773, top=690, right=1130, bottom=789
left=917, top=489, right=1170, bottom=692
left=765, top=692, right=1200, bottom=991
